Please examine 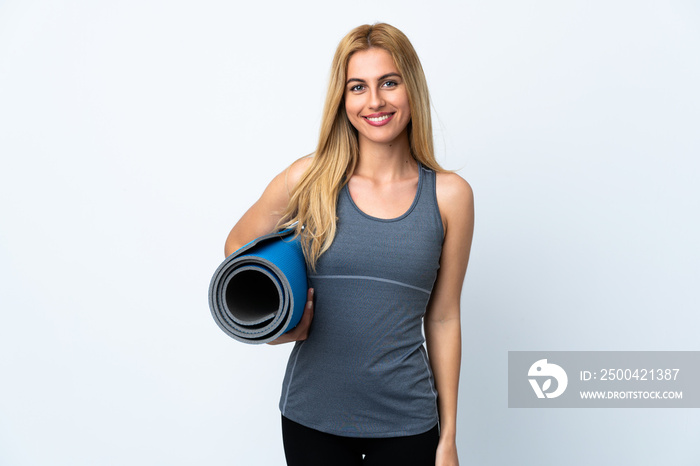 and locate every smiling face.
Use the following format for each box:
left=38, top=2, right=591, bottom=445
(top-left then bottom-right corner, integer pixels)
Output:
left=344, top=48, right=411, bottom=148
